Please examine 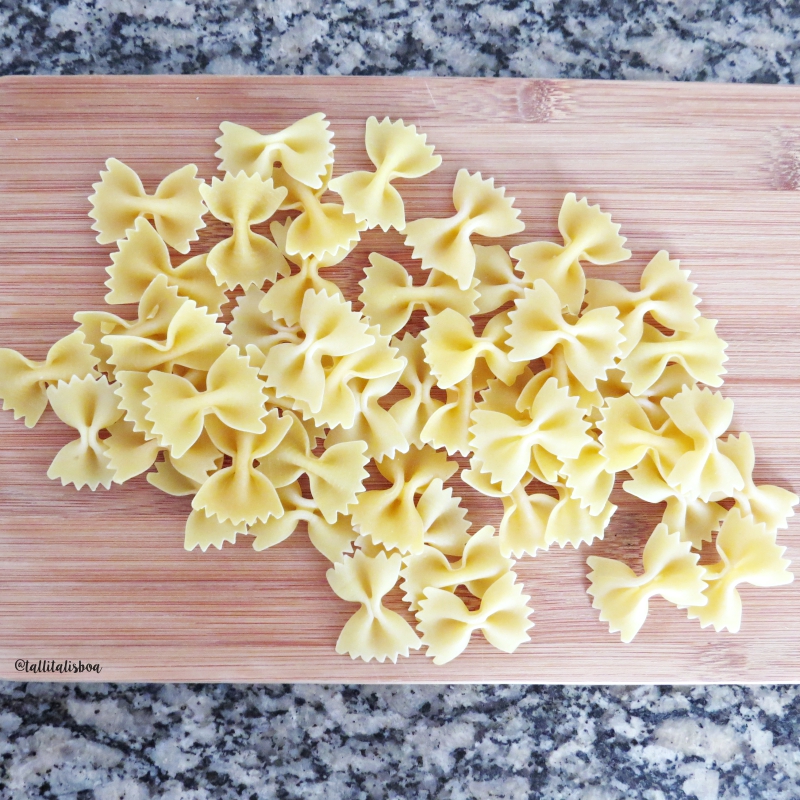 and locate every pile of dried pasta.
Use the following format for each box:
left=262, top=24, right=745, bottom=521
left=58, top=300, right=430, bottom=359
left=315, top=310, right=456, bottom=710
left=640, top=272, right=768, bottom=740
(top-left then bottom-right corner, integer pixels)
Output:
left=0, top=114, right=796, bottom=665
